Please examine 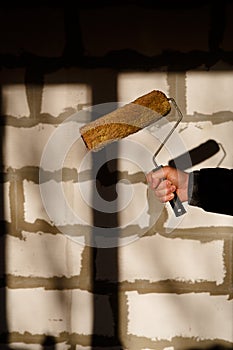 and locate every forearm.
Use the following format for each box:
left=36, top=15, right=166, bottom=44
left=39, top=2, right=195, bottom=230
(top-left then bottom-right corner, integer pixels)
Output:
left=188, top=168, right=233, bottom=216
